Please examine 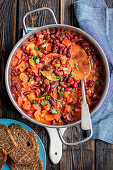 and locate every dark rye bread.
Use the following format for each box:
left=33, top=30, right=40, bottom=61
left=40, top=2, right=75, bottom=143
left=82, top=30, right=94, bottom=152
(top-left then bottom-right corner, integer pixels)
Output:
left=0, top=148, right=7, bottom=170
left=0, top=125, right=17, bottom=154
left=18, top=132, right=39, bottom=164
left=9, top=158, right=43, bottom=170
left=9, top=124, right=35, bottom=163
